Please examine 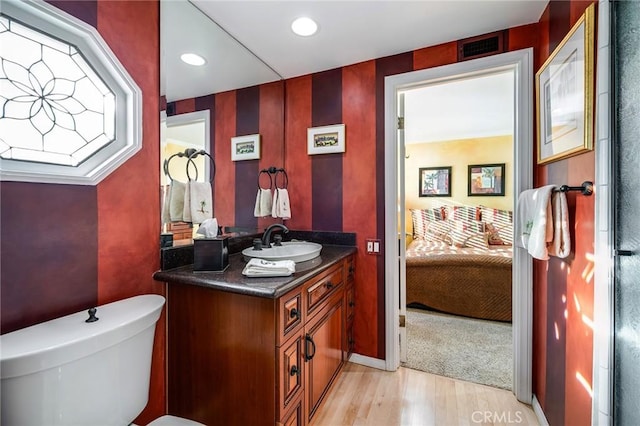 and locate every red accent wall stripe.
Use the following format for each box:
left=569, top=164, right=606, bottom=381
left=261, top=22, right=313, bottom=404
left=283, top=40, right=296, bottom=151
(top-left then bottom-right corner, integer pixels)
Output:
left=235, top=86, right=260, bottom=228
left=195, top=95, right=216, bottom=214
left=532, top=2, right=596, bottom=425
left=96, top=1, right=163, bottom=423
left=214, top=91, right=237, bottom=227
left=258, top=81, right=285, bottom=230
left=311, top=69, right=343, bottom=231
left=284, top=76, right=313, bottom=231
left=342, top=61, right=378, bottom=357
left=413, top=42, right=458, bottom=70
